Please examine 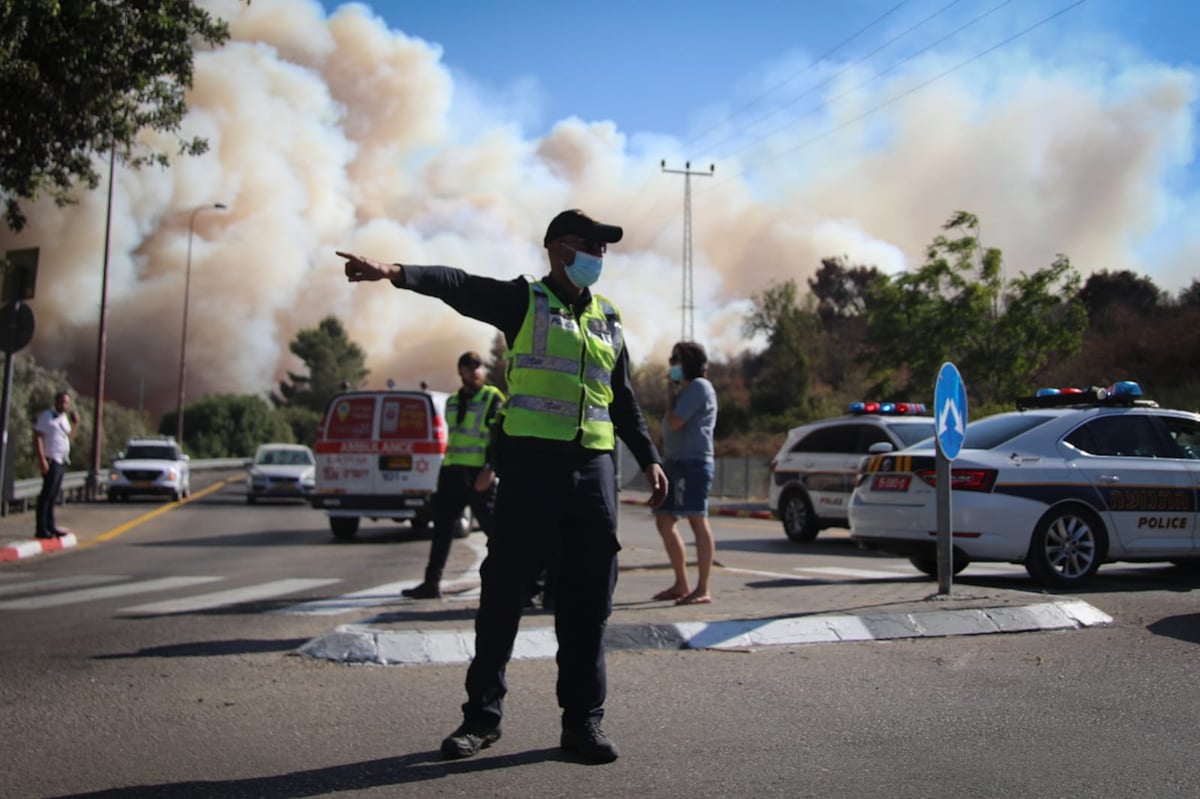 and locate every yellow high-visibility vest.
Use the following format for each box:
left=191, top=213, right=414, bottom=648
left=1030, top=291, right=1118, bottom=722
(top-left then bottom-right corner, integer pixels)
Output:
left=444, top=384, right=505, bottom=467
left=503, top=280, right=621, bottom=450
